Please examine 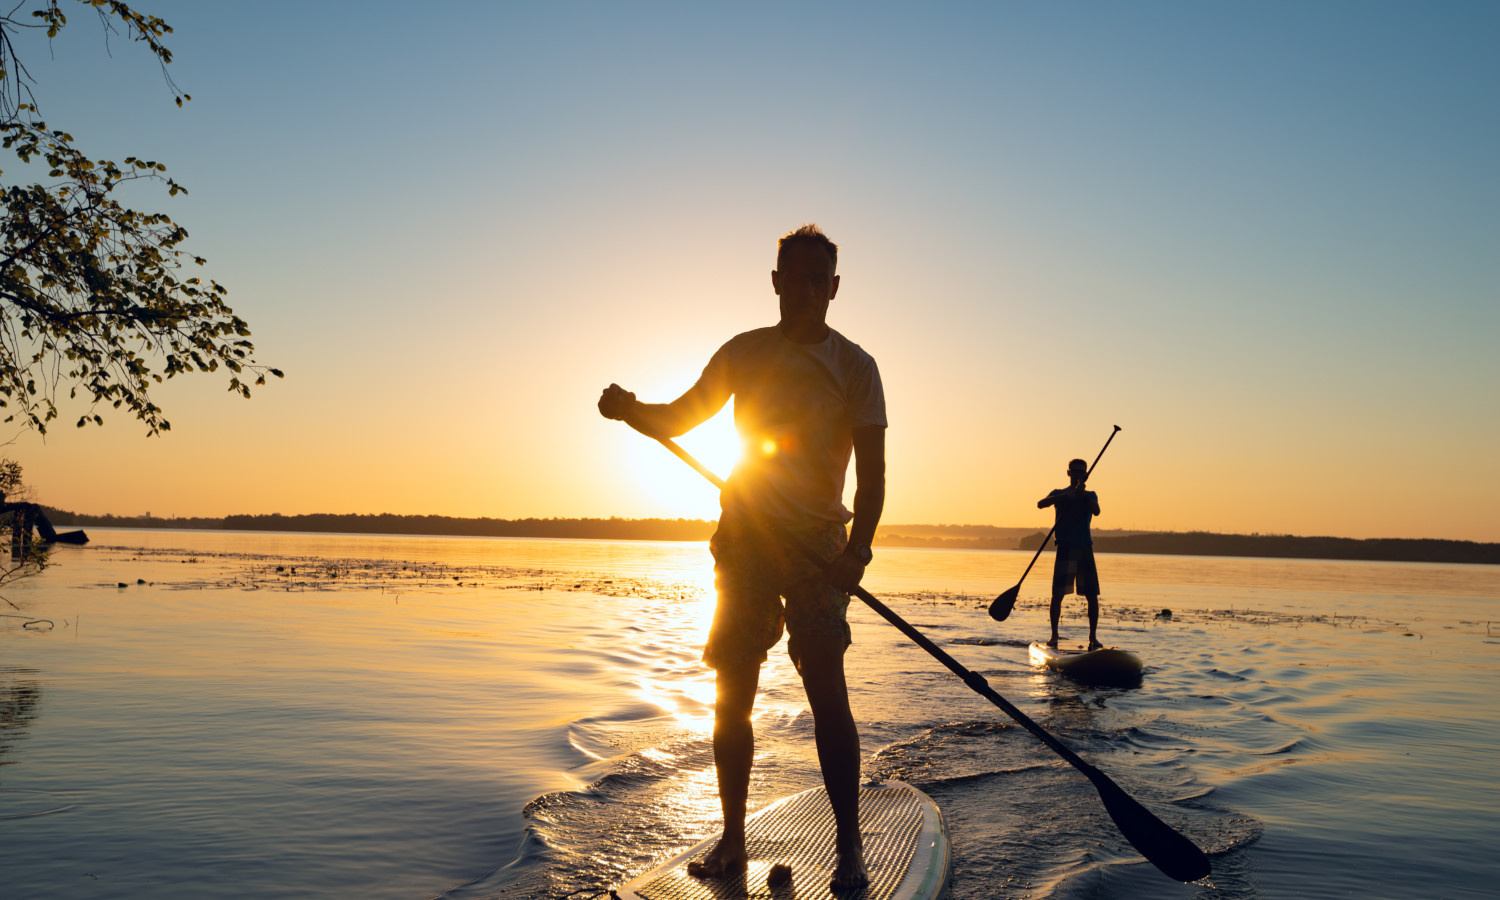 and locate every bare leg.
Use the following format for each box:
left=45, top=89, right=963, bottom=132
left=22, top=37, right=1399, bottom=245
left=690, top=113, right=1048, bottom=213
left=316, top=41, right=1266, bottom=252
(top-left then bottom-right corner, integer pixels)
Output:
left=798, top=637, right=868, bottom=892
left=1086, top=595, right=1101, bottom=650
left=1048, top=594, right=1063, bottom=647
left=687, top=660, right=760, bottom=879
